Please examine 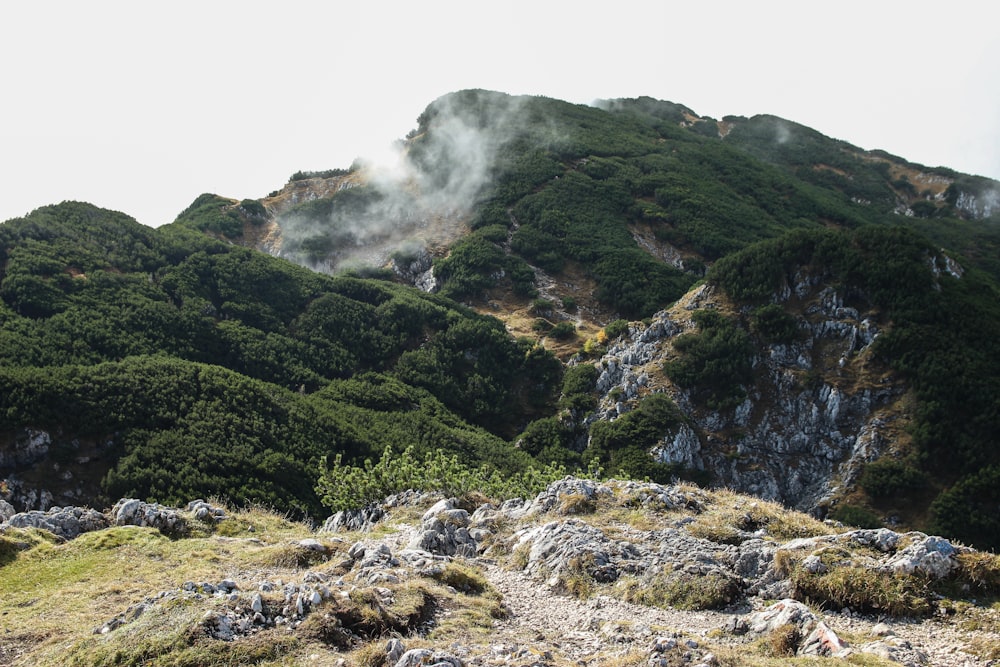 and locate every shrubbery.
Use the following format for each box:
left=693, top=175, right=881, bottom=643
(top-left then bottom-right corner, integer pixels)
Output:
left=663, top=310, right=753, bottom=409
left=316, top=445, right=575, bottom=512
